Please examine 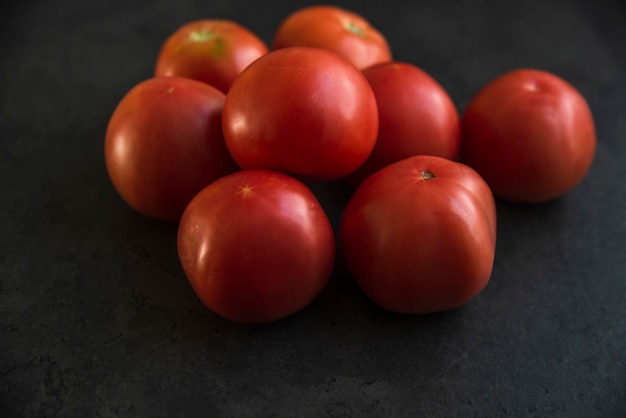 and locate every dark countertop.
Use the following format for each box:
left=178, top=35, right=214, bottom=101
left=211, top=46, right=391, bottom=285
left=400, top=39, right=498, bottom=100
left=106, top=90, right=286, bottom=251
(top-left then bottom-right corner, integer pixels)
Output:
left=1, top=0, right=624, bottom=416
